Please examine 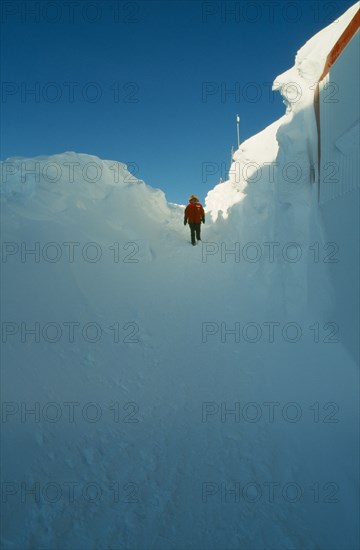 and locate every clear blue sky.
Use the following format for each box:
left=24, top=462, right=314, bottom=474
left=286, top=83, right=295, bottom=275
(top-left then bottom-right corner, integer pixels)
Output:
left=1, top=0, right=355, bottom=203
